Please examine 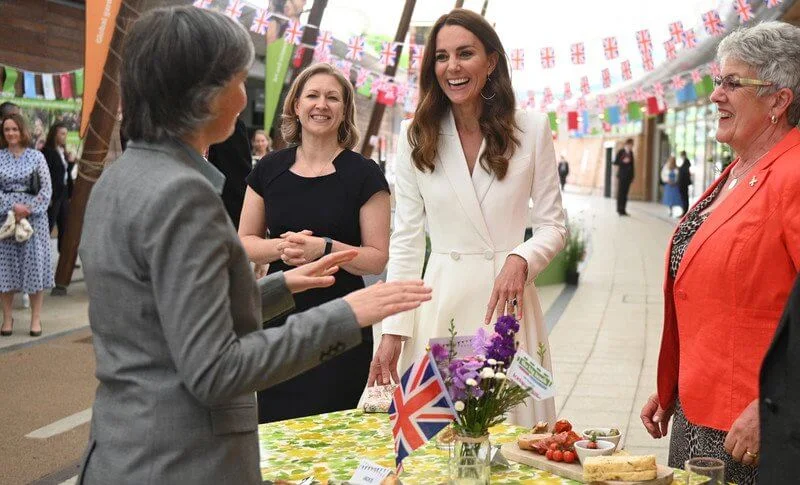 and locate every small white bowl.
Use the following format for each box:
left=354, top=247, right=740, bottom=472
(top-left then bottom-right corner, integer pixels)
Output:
left=581, top=428, right=622, bottom=449
left=574, top=439, right=615, bottom=464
